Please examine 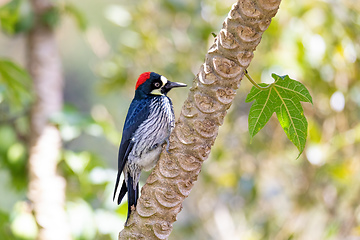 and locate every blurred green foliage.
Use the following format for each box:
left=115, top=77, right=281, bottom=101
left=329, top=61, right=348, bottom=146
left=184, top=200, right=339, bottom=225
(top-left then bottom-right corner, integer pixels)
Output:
left=63, top=3, right=87, bottom=31
left=0, top=0, right=33, bottom=35
left=0, top=59, right=32, bottom=111
left=0, top=0, right=359, bottom=239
